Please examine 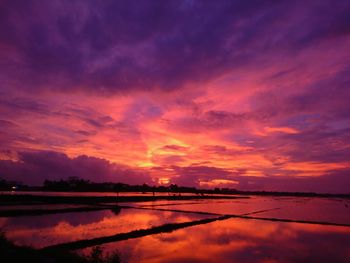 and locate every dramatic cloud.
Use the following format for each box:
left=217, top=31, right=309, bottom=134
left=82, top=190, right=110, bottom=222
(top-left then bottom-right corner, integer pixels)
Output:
left=1, top=0, right=349, bottom=93
left=0, top=151, right=152, bottom=185
left=1, top=1, right=350, bottom=193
